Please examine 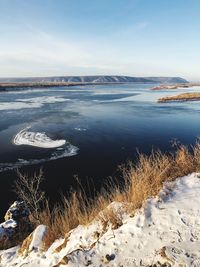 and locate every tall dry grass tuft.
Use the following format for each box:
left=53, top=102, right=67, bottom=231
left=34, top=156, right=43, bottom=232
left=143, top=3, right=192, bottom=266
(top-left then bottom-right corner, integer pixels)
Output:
left=41, top=191, right=113, bottom=249
left=25, top=141, right=200, bottom=248
left=121, top=151, right=172, bottom=210
left=122, top=143, right=200, bottom=212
